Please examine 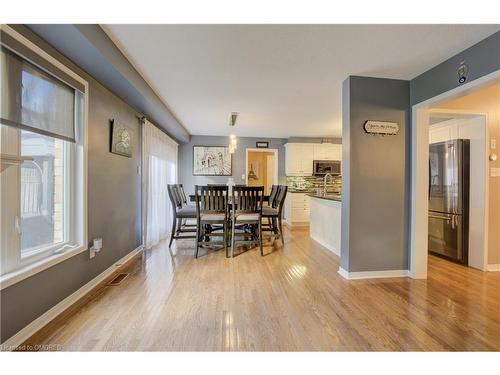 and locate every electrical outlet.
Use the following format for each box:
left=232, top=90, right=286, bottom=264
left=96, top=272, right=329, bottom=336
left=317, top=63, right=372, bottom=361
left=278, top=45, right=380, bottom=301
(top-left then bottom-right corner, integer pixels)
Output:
left=90, top=238, right=103, bottom=259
